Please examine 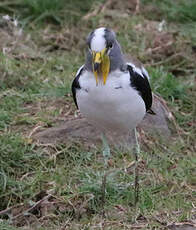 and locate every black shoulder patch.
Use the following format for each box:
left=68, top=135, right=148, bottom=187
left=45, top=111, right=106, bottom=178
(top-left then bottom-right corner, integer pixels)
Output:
left=127, top=65, right=153, bottom=112
left=71, top=66, right=83, bottom=109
